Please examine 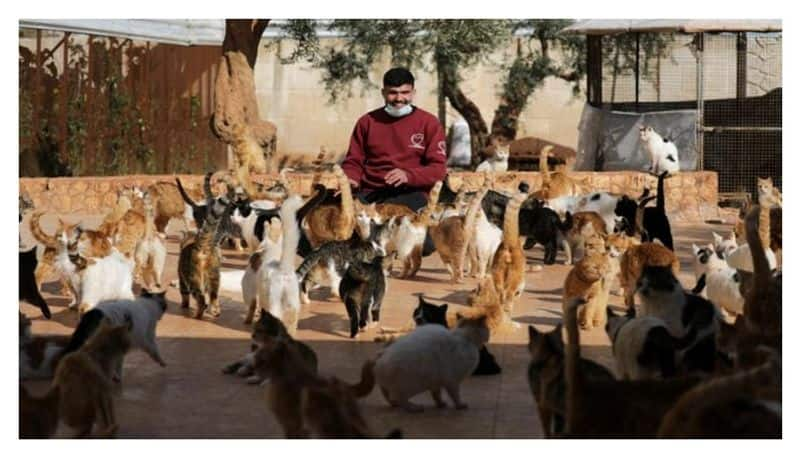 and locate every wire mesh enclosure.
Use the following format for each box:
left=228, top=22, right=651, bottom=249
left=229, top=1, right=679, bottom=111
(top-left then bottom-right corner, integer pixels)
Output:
left=589, top=30, right=781, bottom=200
left=19, top=28, right=227, bottom=177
